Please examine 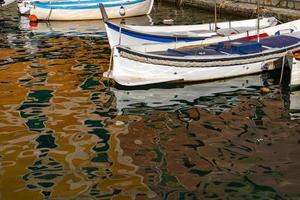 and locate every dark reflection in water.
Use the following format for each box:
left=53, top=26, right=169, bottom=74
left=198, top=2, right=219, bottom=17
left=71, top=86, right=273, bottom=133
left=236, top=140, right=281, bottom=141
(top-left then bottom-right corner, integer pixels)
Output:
left=0, top=1, right=300, bottom=200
